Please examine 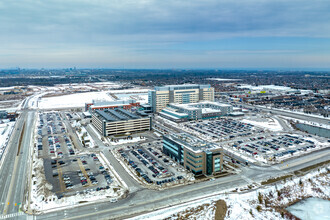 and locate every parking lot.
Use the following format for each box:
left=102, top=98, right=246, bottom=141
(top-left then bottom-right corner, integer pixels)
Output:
left=43, top=153, right=115, bottom=197
left=183, top=118, right=262, bottom=141
left=230, top=134, right=323, bottom=163
left=117, top=141, right=190, bottom=187
left=36, top=112, right=75, bottom=159
left=36, top=111, right=118, bottom=197
left=167, top=117, right=326, bottom=165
